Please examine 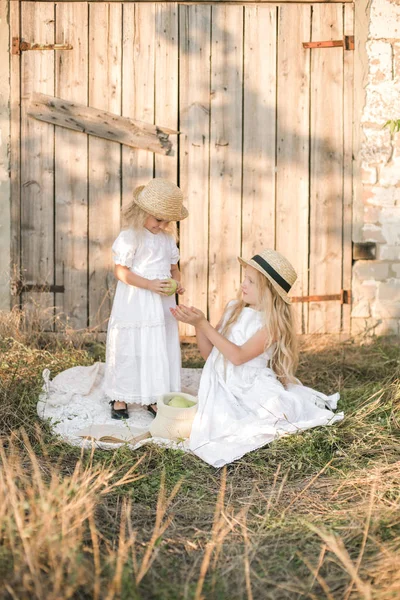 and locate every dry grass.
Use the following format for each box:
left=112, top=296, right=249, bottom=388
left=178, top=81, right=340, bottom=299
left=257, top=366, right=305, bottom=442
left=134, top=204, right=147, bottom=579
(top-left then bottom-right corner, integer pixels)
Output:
left=0, top=309, right=400, bottom=599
